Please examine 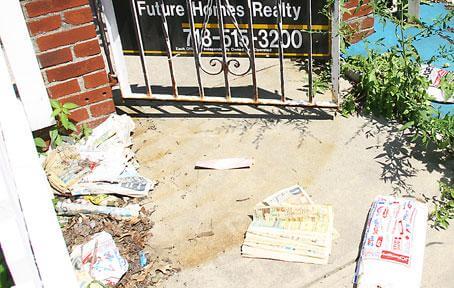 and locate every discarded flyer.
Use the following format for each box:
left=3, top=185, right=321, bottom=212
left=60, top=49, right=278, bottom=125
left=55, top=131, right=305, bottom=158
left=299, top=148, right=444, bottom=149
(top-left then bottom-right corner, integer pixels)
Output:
left=421, top=65, right=453, bottom=103
left=195, top=158, right=253, bottom=170
left=241, top=185, right=334, bottom=264
left=354, top=196, right=427, bottom=288
left=71, top=167, right=154, bottom=198
left=44, top=115, right=155, bottom=197
left=70, top=231, right=128, bottom=286
left=258, top=185, right=314, bottom=207
left=56, top=201, right=140, bottom=219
